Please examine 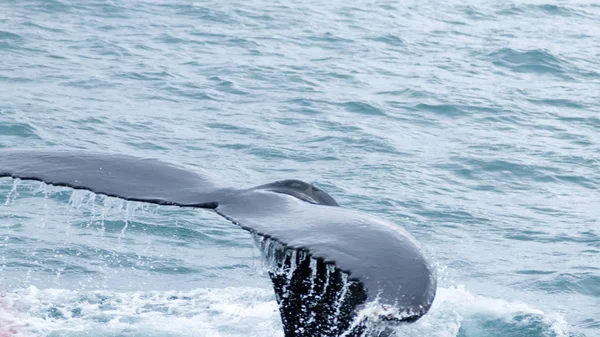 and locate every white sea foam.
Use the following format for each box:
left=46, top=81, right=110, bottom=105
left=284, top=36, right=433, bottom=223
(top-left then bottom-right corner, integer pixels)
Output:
left=0, top=286, right=283, bottom=337
left=0, top=284, right=569, bottom=337
left=392, top=285, right=569, bottom=337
